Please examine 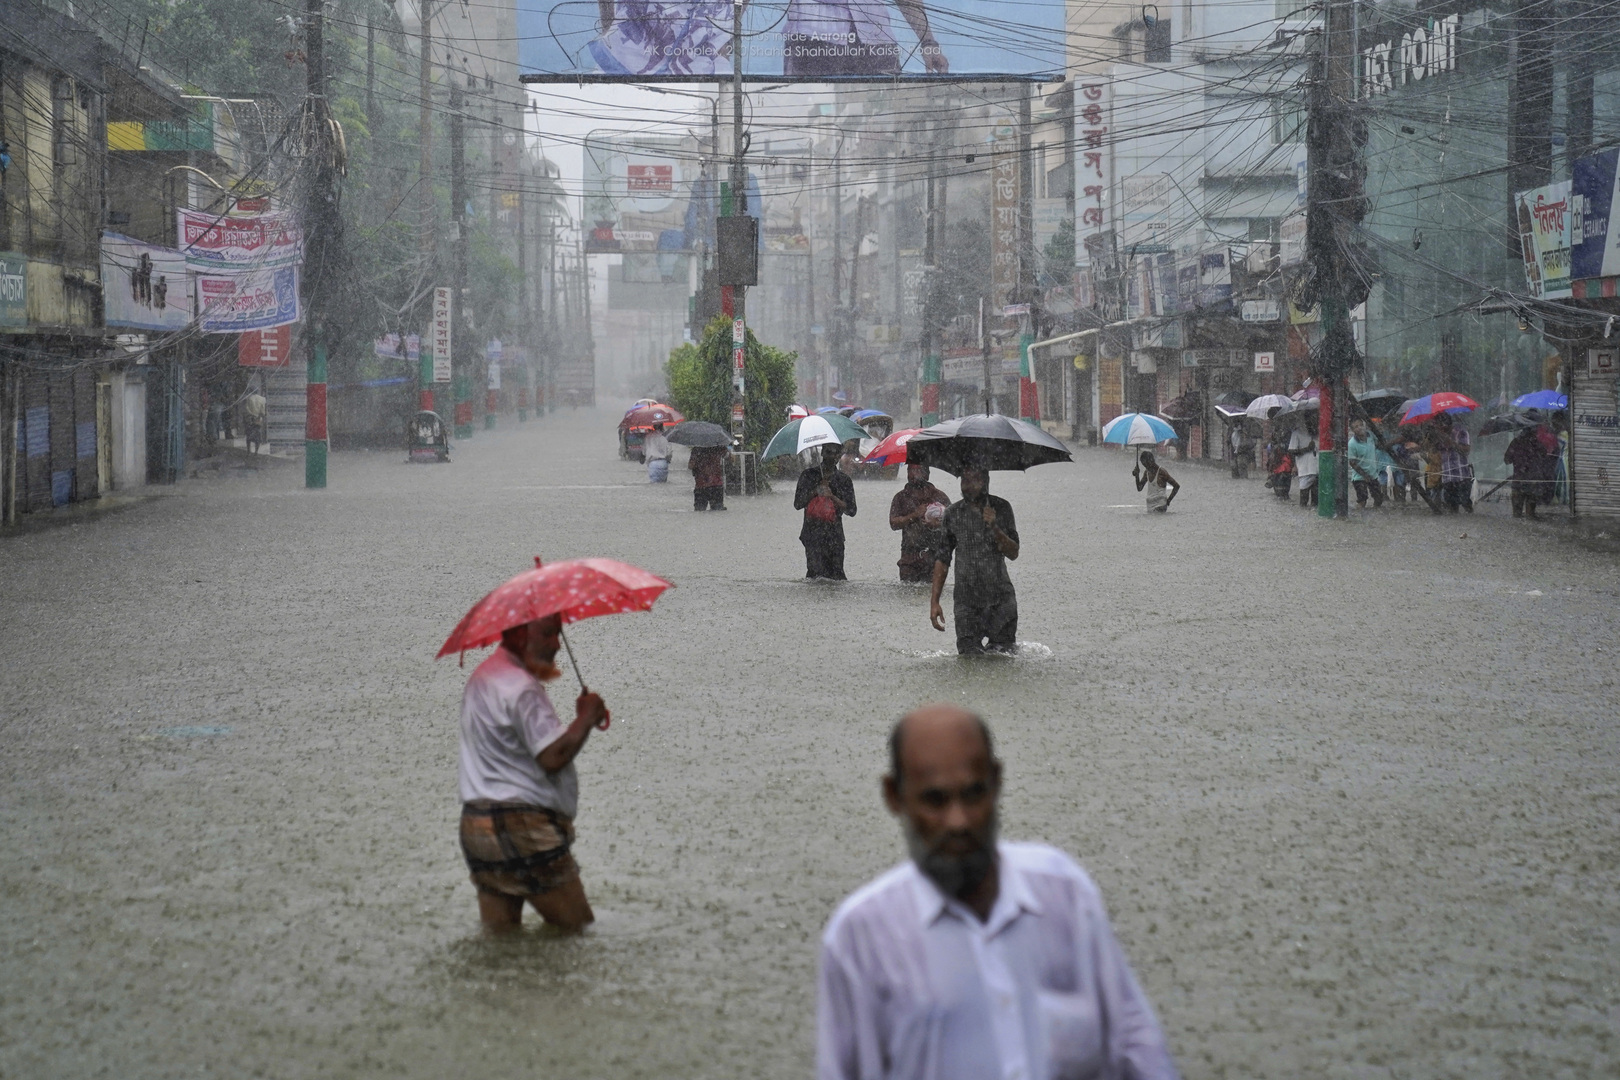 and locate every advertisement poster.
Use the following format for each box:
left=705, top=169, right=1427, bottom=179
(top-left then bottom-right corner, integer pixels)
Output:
left=178, top=208, right=303, bottom=271
left=519, top=1, right=1065, bottom=78
left=584, top=133, right=697, bottom=254
left=1572, top=148, right=1620, bottom=281
left=196, top=267, right=301, bottom=332
left=1516, top=180, right=1574, bottom=299
left=432, top=287, right=453, bottom=382
left=102, top=234, right=192, bottom=330
left=989, top=123, right=1019, bottom=312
